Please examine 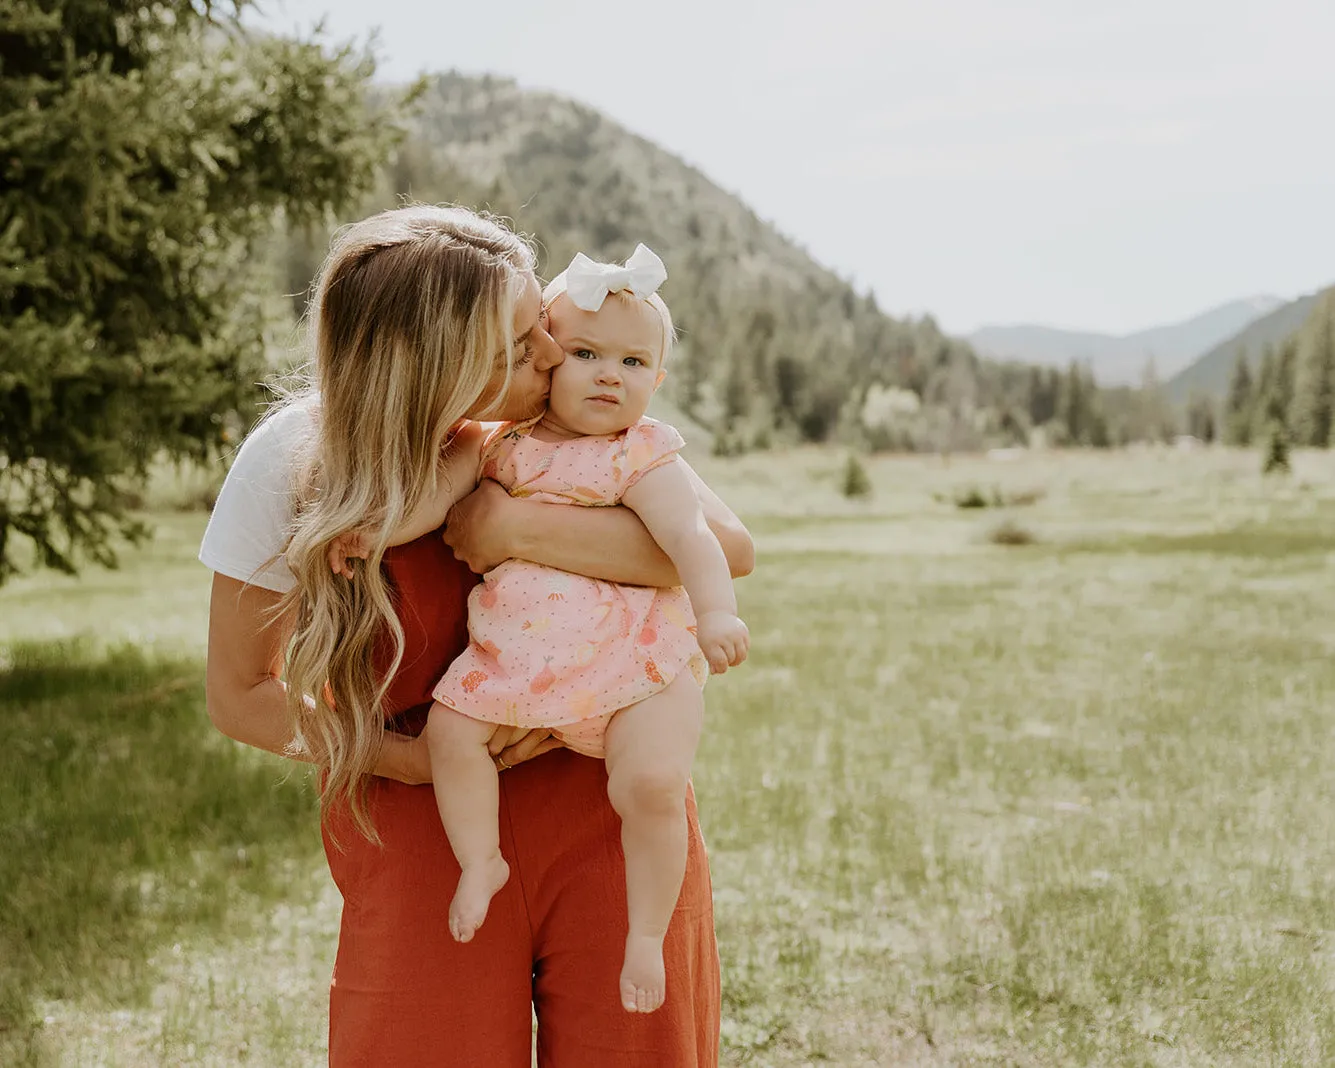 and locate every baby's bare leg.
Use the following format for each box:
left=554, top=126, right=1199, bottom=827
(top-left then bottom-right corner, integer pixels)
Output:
left=604, top=671, right=704, bottom=1014
left=425, top=702, right=510, bottom=944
